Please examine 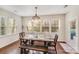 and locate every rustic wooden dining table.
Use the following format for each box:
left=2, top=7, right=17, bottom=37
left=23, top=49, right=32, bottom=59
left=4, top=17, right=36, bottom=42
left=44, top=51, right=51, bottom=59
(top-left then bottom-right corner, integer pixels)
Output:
left=20, top=37, right=54, bottom=54
left=24, top=37, right=54, bottom=45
